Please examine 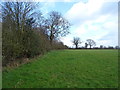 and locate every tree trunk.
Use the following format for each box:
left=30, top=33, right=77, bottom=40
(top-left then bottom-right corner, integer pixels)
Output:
left=75, top=45, right=78, bottom=49
left=90, top=45, right=92, bottom=49
left=50, top=33, right=54, bottom=46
